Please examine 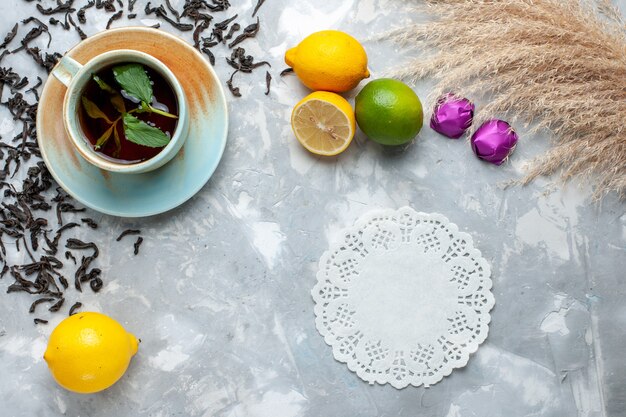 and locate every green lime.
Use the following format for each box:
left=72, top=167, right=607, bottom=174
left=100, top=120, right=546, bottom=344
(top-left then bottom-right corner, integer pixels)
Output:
left=355, top=78, right=423, bottom=146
